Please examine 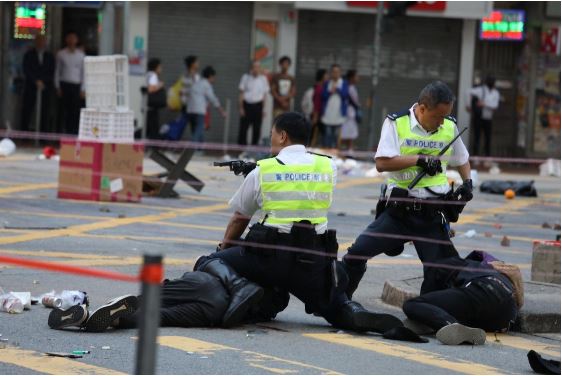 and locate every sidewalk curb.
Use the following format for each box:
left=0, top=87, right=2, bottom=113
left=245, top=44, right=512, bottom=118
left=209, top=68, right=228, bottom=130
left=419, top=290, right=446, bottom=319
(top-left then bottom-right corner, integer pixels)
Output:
left=381, top=278, right=561, bottom=333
